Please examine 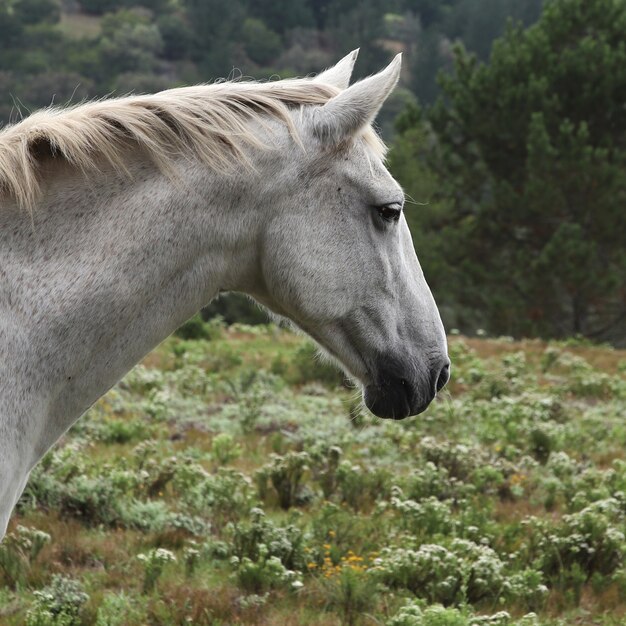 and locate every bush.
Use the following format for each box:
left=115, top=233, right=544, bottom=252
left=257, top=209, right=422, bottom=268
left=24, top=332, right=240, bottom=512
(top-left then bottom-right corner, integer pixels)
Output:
left=388, top=603, right=540, bottom=626
left=211, top=433, right=242, bottom=466
left=181, top=468, right=254, bottom=524
left=0, top=525, right=50, bottom=588
left=231, top=548, right=302, bottom=593
left=530, top=498, right=625, bottom=583
left=95, top=592, right=147, bottom=626
left=230, top=507, right=306, bottom=573
left=241, top=18, right=282, bottom=65
left=137, top=548, right=177, bottom=593
left=289, top=341, right=343, bottom=387
left=375, top=540, right=545, bottom=606
left=317, top=562, right=378, bottom=626
left=58, top=476, right=123, bottom=526
left=175, top=314, right=224, bottom=340
left=256, top=452, right=310, bottom=510
left=26, top=576, right=89, bottom=626
left=201, top=293, right=269, bottom=326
